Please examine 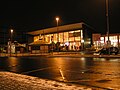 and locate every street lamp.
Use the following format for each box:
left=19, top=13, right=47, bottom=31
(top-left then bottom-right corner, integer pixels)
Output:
left=10, top=29, right=13, bottom=56
left=106, top=0, right=110, bottom=45
left=55, top=17, right=60, bottom=52
left=11, top=29, right=13, bottom=42
left=56, top=17, right=59, bottom=42
left=106, top=0, right=111, bottom=55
